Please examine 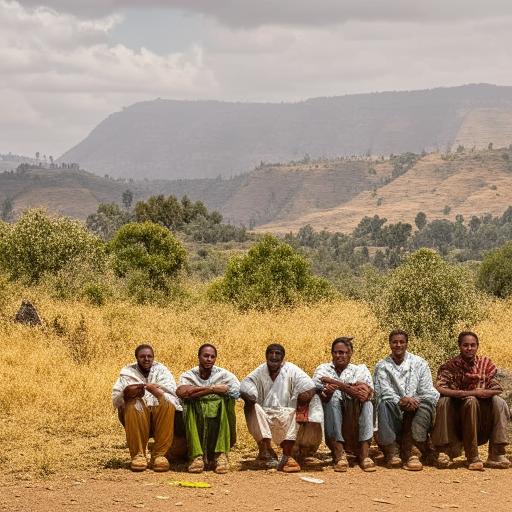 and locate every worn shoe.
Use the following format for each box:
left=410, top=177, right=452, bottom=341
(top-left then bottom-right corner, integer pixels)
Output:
left=333, top=453, right=349, bottom=472
left=383, top=443, right=402, bottom=468
left=403, top=455, right=423, bottom=471
left=214, top=453, right=229, bottom=474
left=130, top=454, right=148, bottom=472
left=485, top=455, right=511, bottom=469
left=256, top=442, right=278, bottom=467
left=360, top=457, right=377, bottom=472
left=278, top=455, right=301, bottom=473
left=188, top=456, right=205, bottom=473
left=435, top=452, right=451, bottom=469
left=151, top=455, right=170, bottom=472
left=468, top=458, right=484, bottom=471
